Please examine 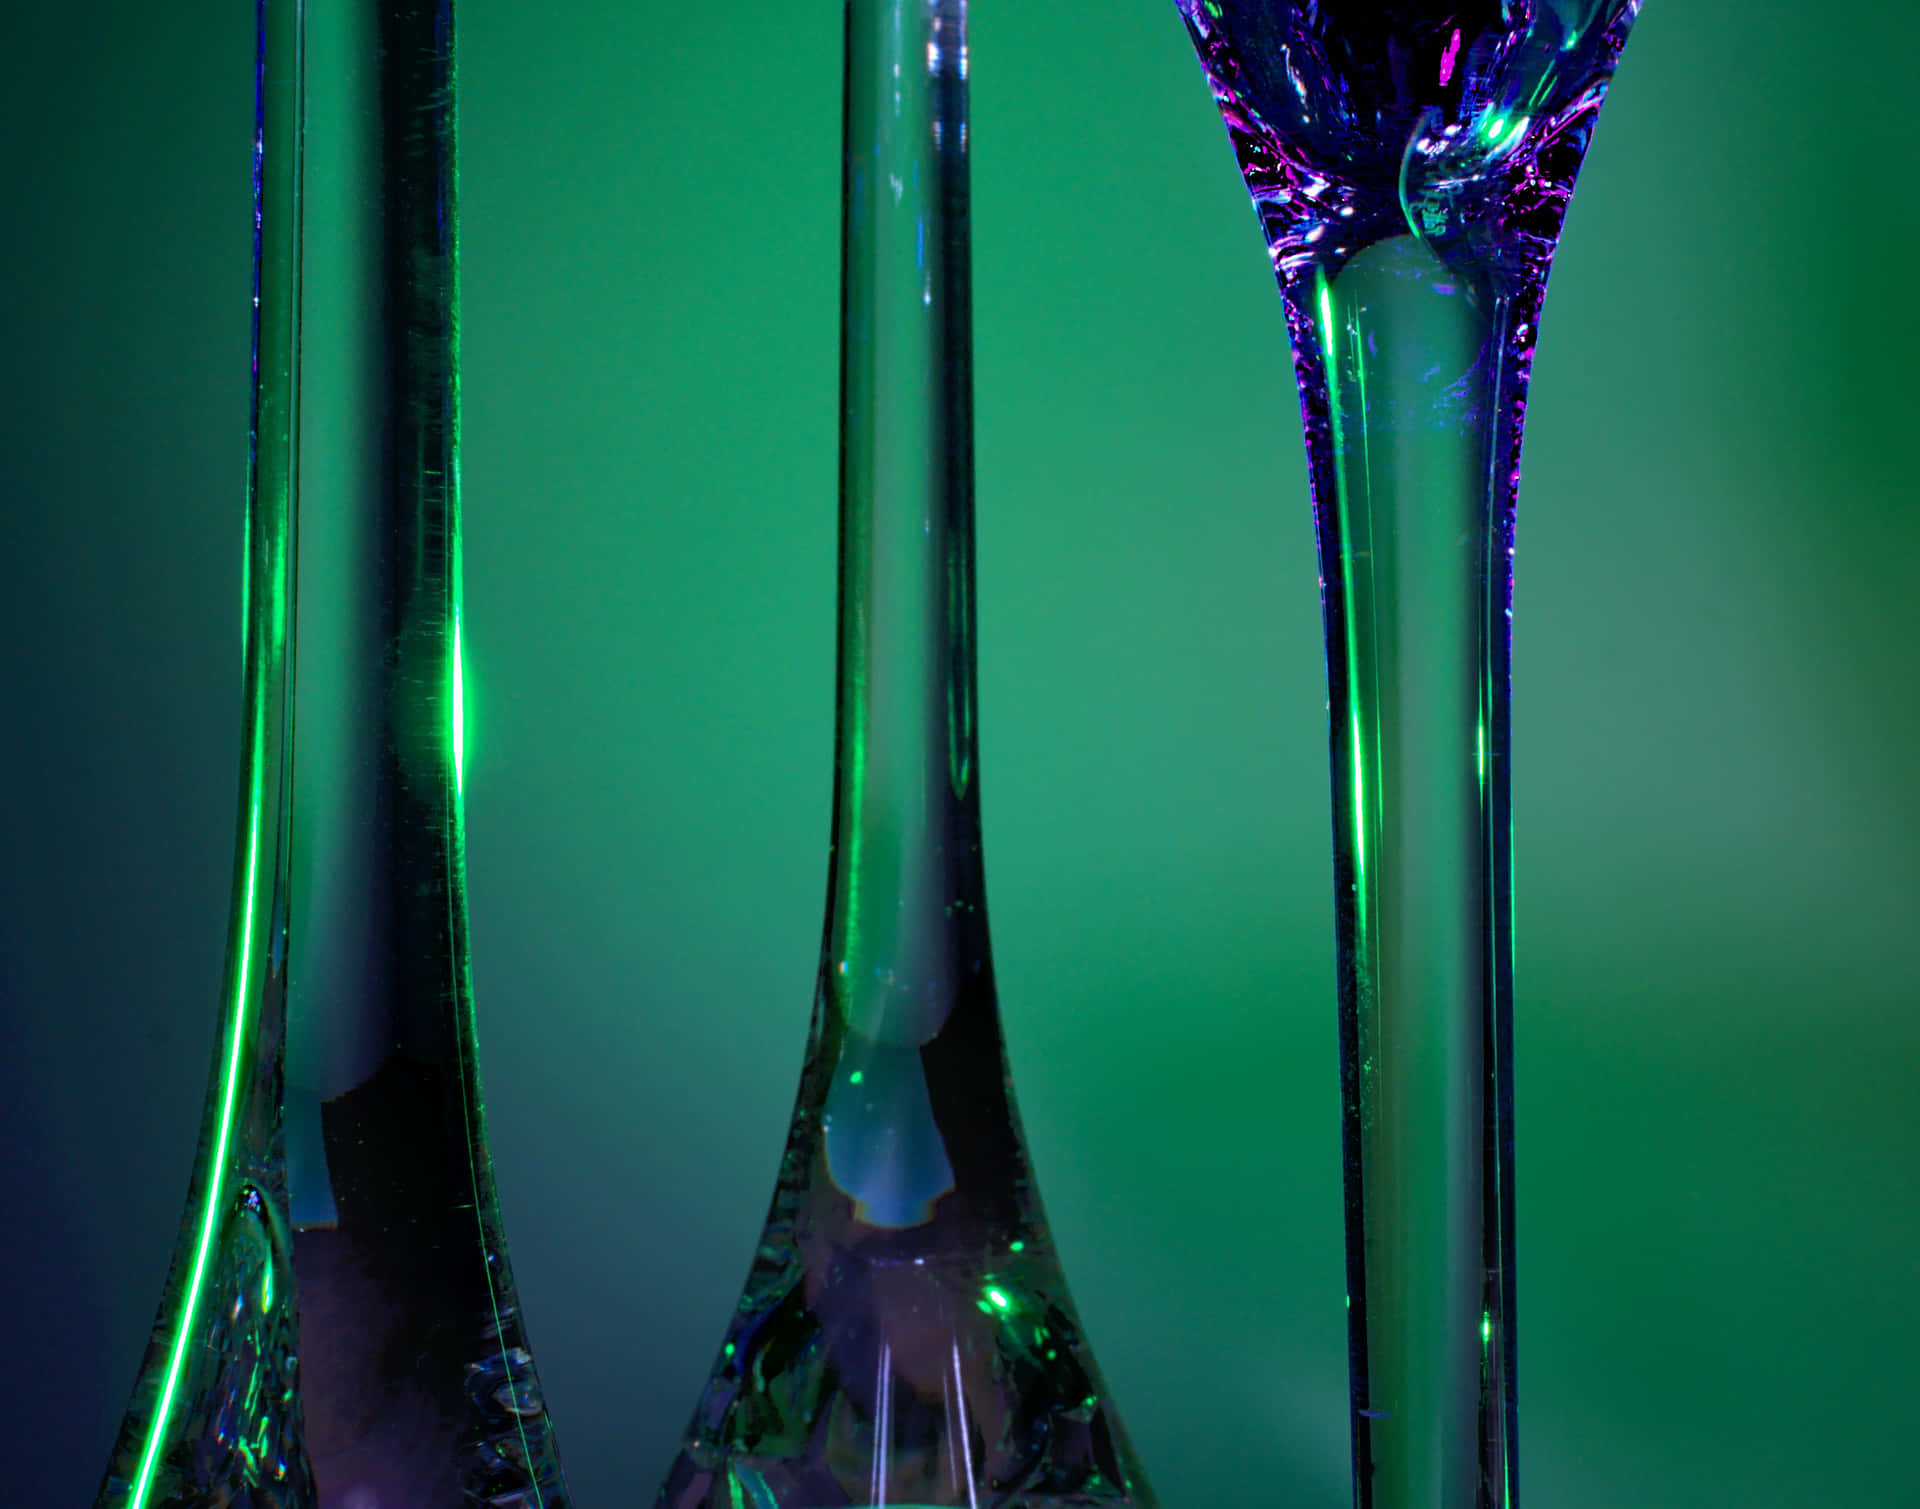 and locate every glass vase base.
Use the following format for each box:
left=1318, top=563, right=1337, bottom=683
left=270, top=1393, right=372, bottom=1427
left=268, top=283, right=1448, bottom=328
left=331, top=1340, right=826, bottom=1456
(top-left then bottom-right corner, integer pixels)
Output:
left=658, top=1230, right=1150, bottom=1509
